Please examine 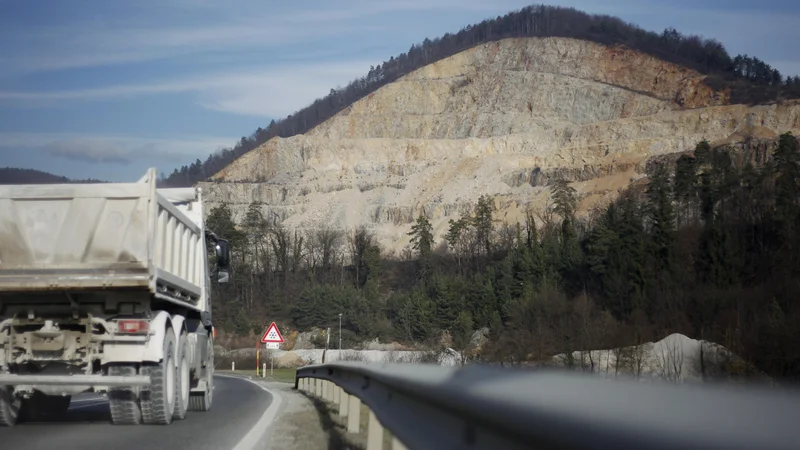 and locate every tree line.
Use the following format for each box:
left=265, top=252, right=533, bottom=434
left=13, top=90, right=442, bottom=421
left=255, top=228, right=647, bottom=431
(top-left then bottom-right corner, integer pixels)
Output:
left=207, top=132, right=800, bottom=382
left=0, top=167, right=105, bottom=184
left=162, top=4, right=800, bottom=188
